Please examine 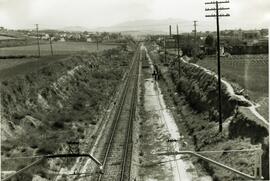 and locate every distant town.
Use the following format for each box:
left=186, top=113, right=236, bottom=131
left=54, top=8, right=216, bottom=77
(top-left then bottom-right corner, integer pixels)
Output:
left=0, top=26, right=268, bottom=56
left=151, top=28, right=269, bottom=57
left=0, top=26, right=127, bottom=48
